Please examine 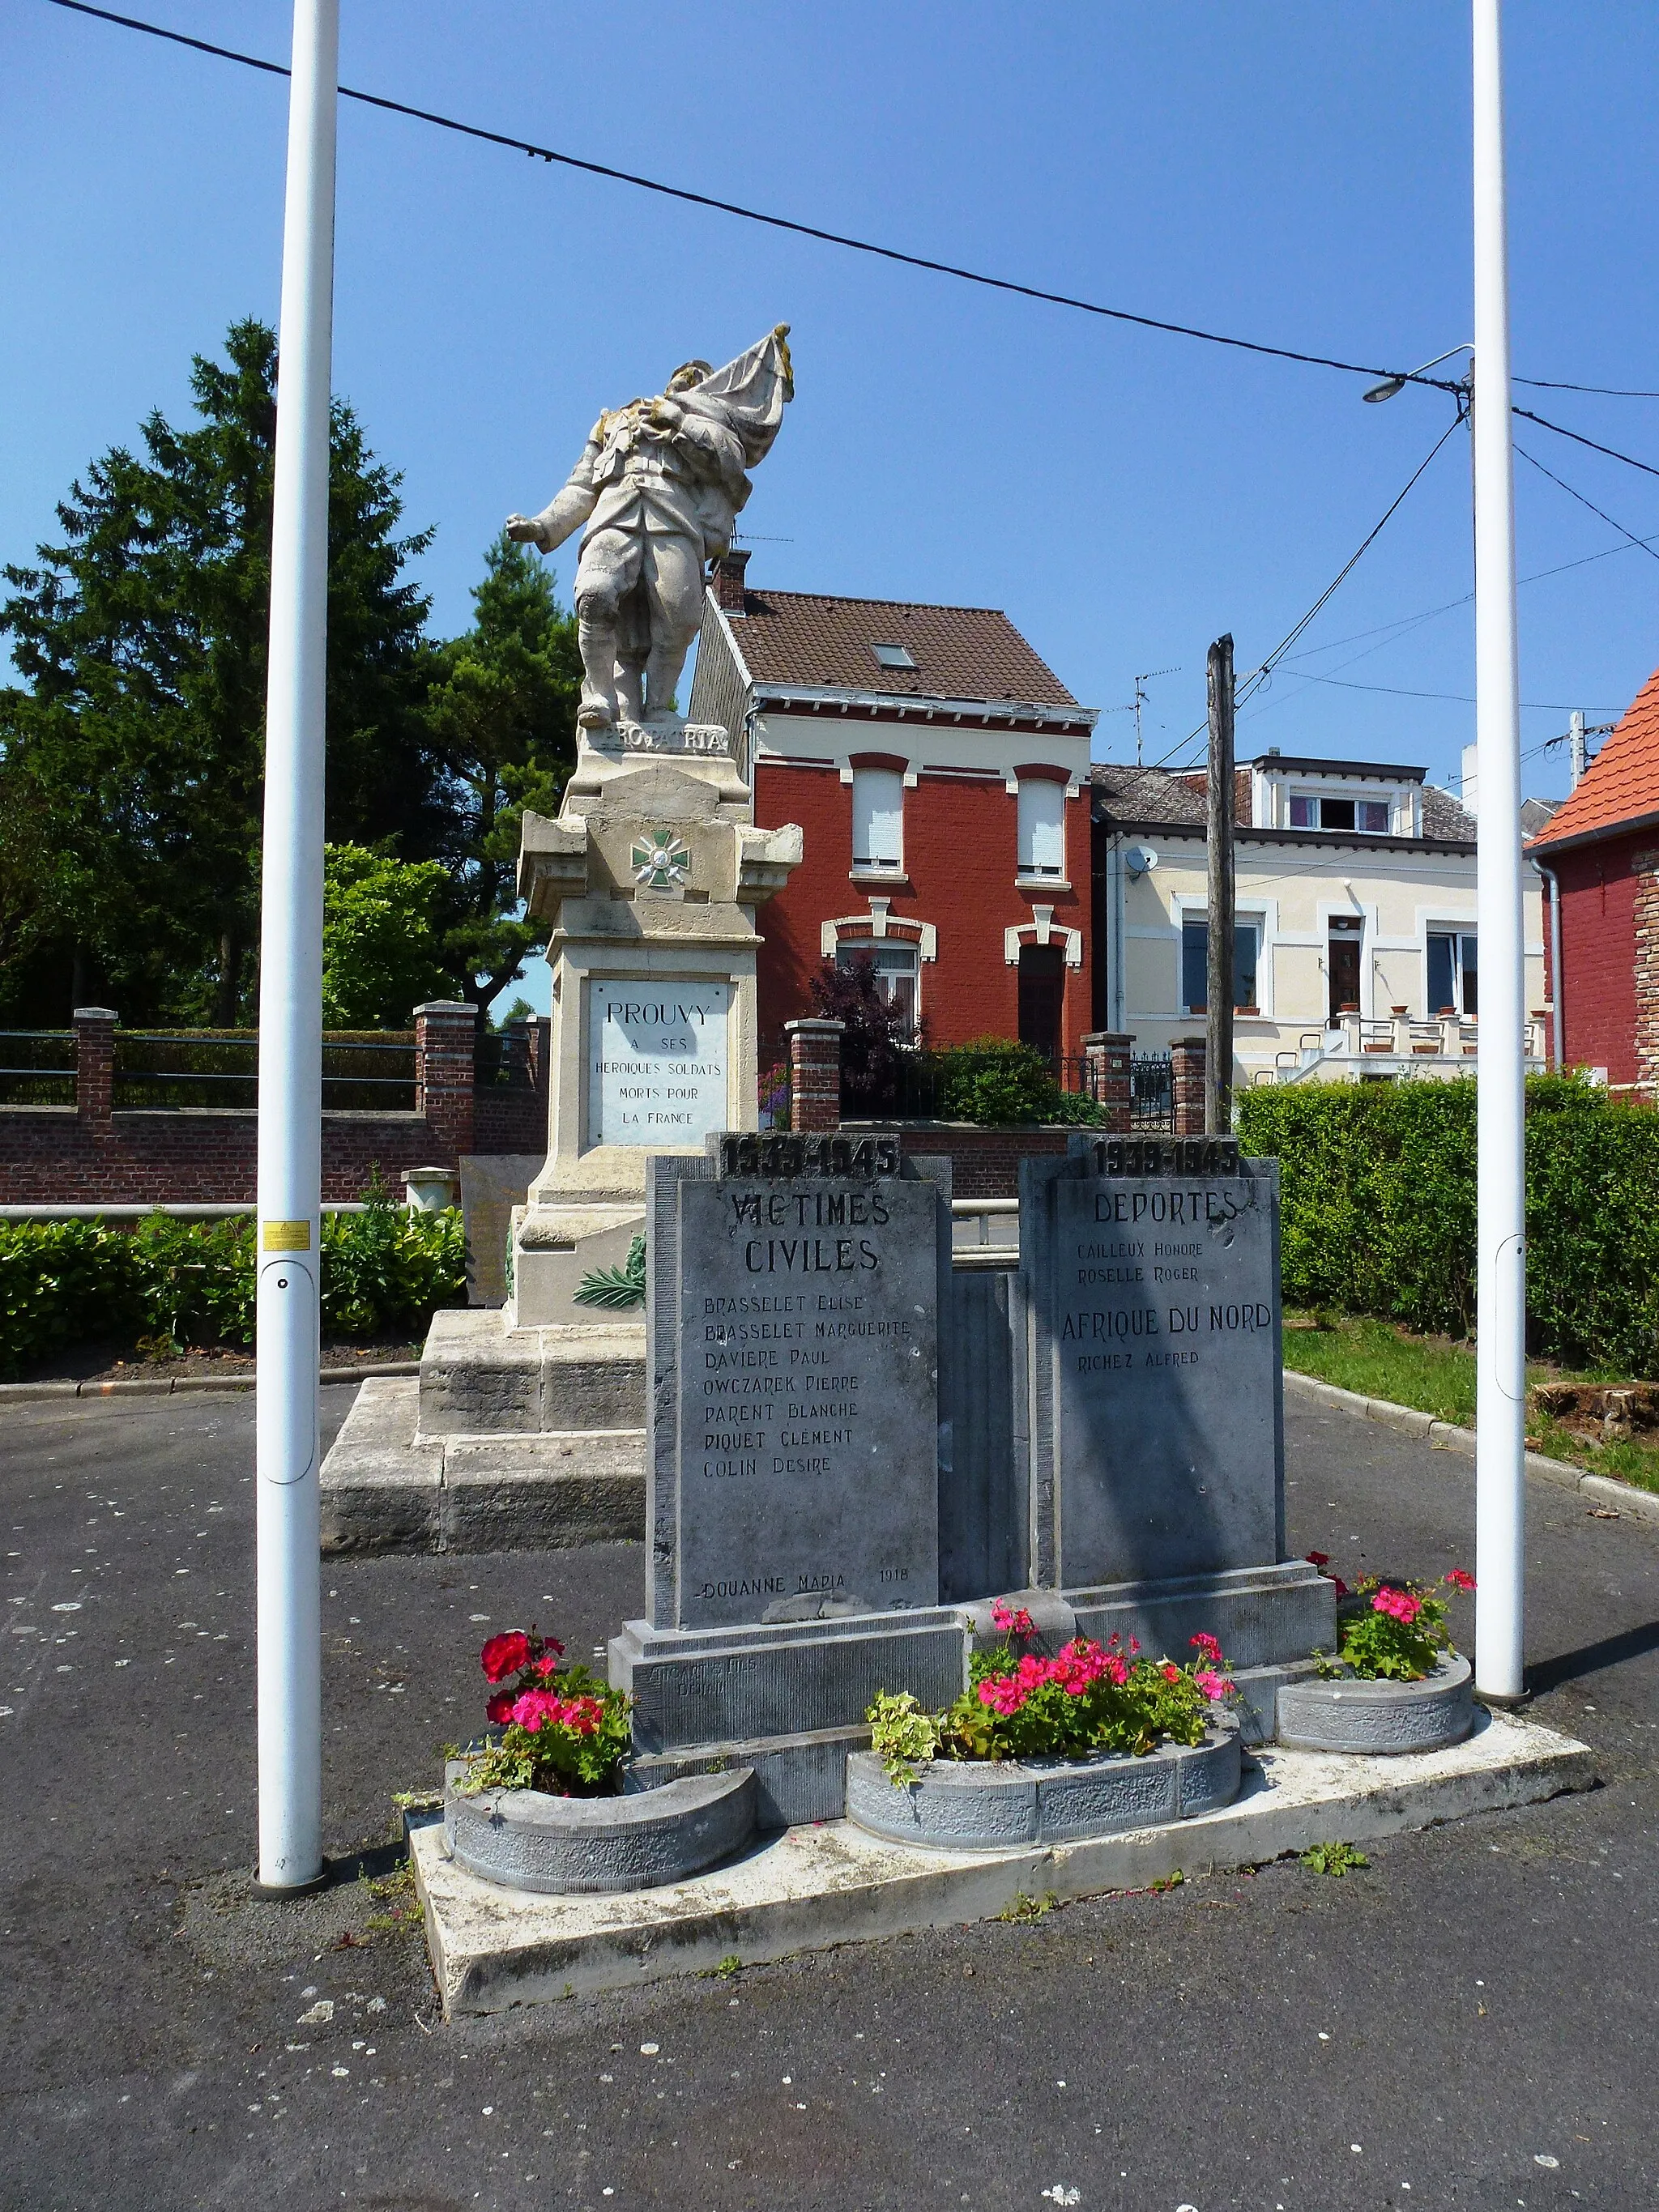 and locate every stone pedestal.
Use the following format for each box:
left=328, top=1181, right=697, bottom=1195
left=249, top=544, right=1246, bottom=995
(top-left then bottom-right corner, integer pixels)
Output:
left=509, top=717, right=804, bottom=1338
